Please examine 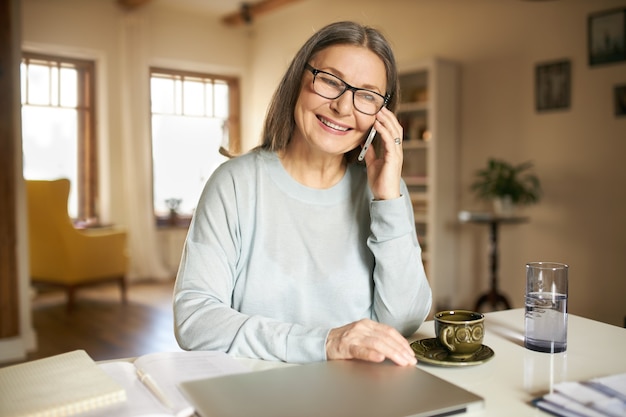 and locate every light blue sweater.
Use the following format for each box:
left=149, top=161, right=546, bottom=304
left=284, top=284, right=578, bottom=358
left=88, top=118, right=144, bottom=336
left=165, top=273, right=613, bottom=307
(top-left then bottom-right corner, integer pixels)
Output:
left=173, top=150, right=432, bottom=363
